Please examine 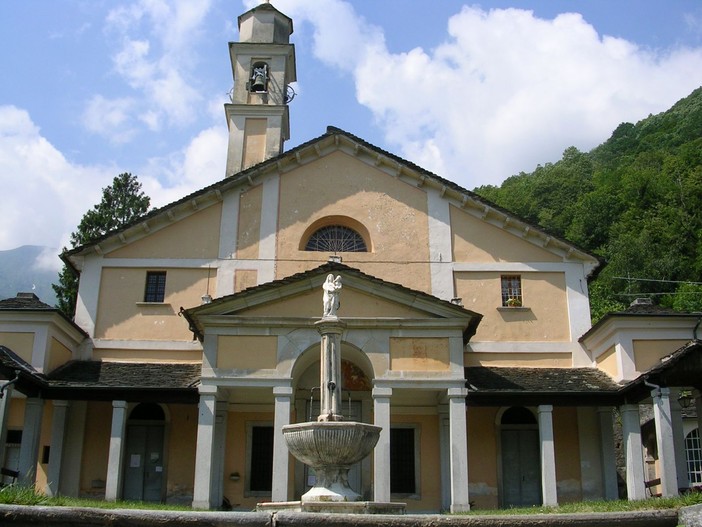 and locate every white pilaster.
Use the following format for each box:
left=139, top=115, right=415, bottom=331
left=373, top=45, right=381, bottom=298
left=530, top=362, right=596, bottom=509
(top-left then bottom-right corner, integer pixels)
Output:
left=696, top=391, right=702, bottom=471
left=0, top=387, right=12, bottom=468
left=597, top=407, right=619, bottom=500
left=18, top=397, right=44, bottom=487
left=61, top=400, right=87, bottom=497
left=427, top=190, right=454, bottom=300
left=448, top=387, right=470, bottom=512
left=372, top=386, right=391, bottom=503
left=538, top=405, right=558, bottom=506
left=651, top=388, right=679, bottom=496
left=670, top=389, right=688, bottom=490
left=438, top=406, right=451, bottom=511
left=272, top=386, right=293, bottom=502
left=257, top=174, right=279, bottom=284
left=620, top=404, right=646, bottom=500
left=46, top=400, right=69, bottom=497
left=212, top=400, right=229, bottom=509
left=193, top=392, right=217, bottom=509
left=105, top=400, right=128, bottom=501
left=73, top=256, right=102, bottom=340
